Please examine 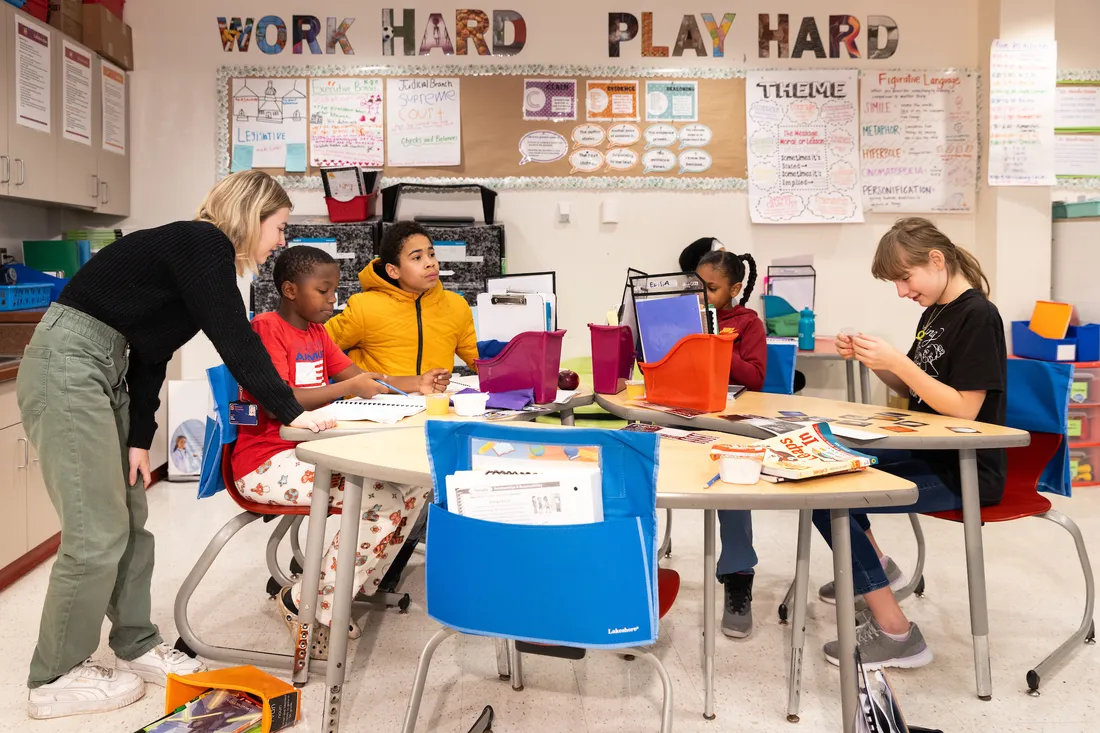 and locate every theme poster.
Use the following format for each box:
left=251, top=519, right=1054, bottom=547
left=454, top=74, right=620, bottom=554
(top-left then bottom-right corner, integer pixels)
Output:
left=746, top=70, right=863, bottom=224
left=860, top=71, right=978, bottom=213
